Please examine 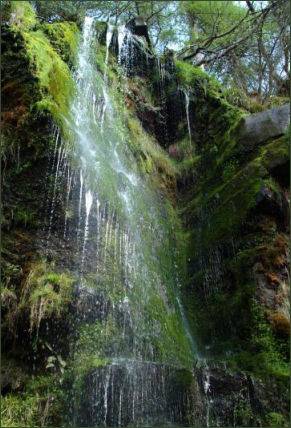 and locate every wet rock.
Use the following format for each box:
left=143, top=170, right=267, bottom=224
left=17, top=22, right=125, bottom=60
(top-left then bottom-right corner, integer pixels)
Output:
left=195, top=364, right=289, bottom=426
left=72, top=283, right=110, bottom=324
left=125, top=16, right=151, bottom=48
left=237, top=104, right=290, bottom=151
left=72, top=361, right=204, bottom=427
left=117, top=17, right=155, bottom=78
left=254, top=184, right=289, bottom=230
left=95, top=21, right=107, bottom=44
